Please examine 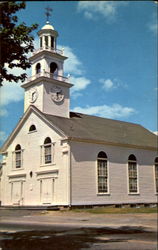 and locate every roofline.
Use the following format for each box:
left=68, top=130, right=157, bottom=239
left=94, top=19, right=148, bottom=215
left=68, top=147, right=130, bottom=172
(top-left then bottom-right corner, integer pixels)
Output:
left=29, top=50, right=68, bottom=61
left=0, top=106, right=67, bottom=153
left=21, top=76, right=73, bottom=89
left=70, top=111, right=142, bottom=128
left=68, top=137, right=157, bottom=151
